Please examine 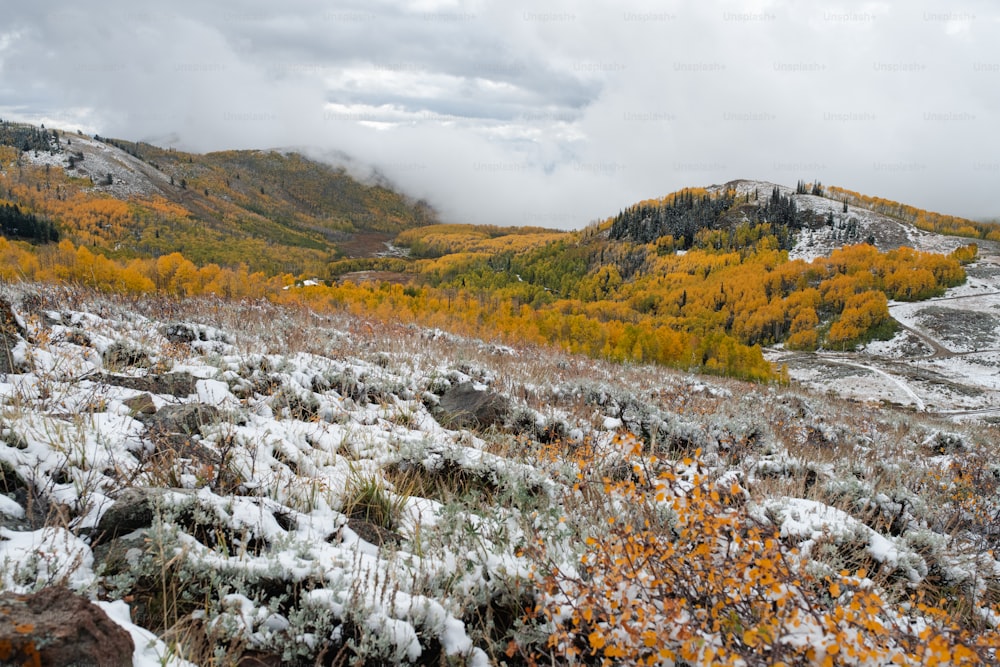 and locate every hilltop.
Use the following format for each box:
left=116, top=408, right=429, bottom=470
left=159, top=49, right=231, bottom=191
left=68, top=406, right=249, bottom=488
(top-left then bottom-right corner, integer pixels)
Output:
left=709, top=179, right=983, bottom=261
